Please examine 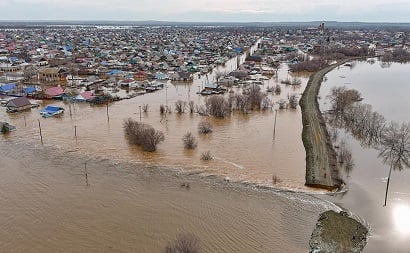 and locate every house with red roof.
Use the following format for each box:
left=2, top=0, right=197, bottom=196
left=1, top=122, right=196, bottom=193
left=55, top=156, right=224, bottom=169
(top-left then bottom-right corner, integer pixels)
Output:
left=74, top=91, right=95, bottom=102
left=44, top=86, right=65, bottom=99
